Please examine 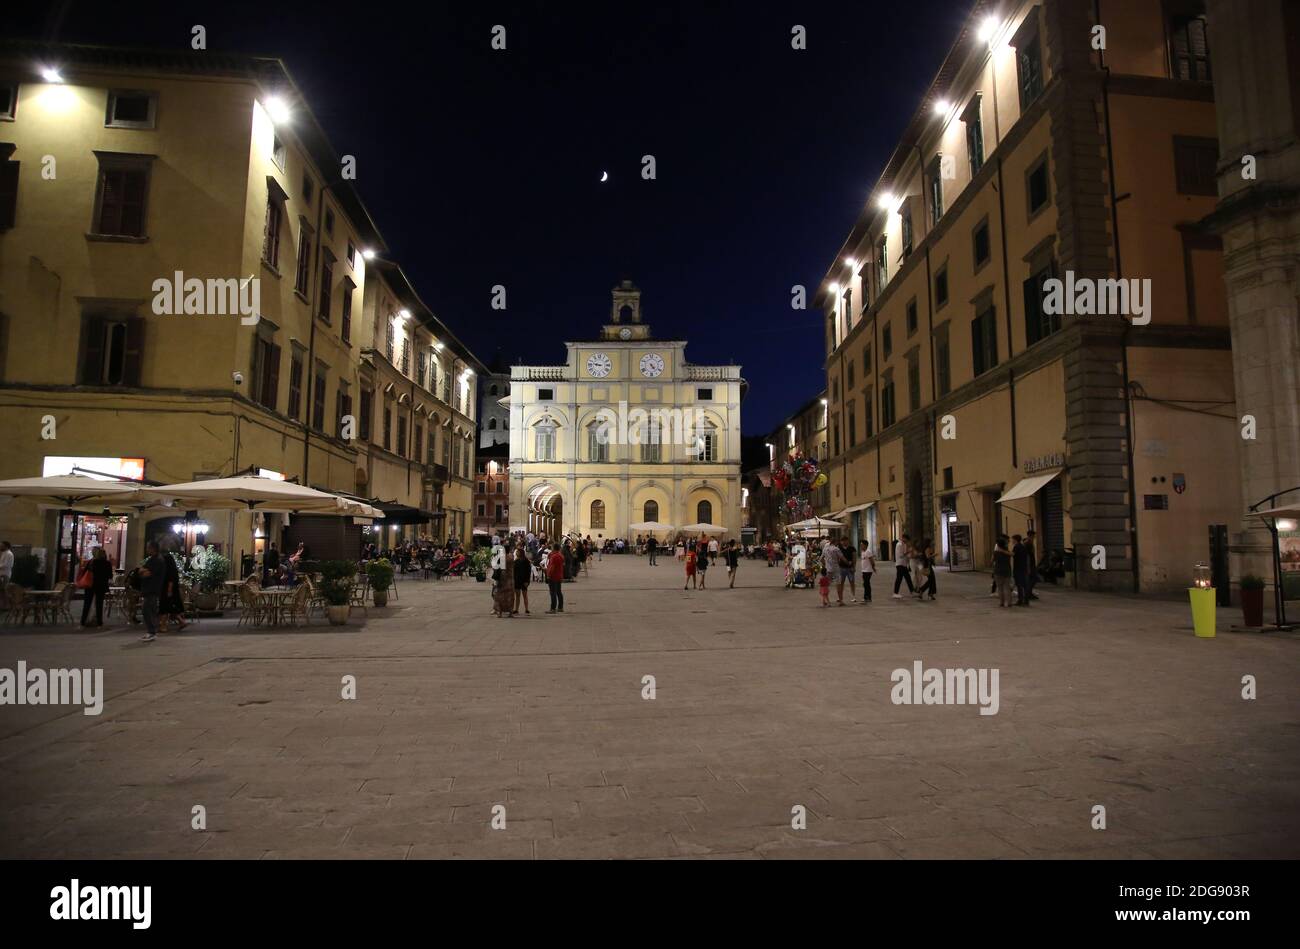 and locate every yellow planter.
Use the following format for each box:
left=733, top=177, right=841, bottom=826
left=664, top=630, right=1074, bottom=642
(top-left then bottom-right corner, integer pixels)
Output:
left=1188, top=587, right=1216, bottom=638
